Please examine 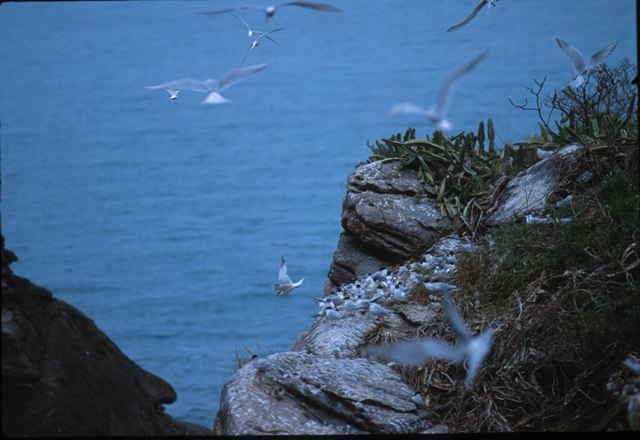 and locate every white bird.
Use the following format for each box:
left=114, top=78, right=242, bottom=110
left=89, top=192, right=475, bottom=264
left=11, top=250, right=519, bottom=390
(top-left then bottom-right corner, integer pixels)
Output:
left=199, top=1, right=342, bottom=27
left=241, top=26, right=284, bottom=66
left=389, top=51, right=488, bottom=132
left=145, top=63, right=269, bottom=105
left=232, top=14, right=279, bottom=43
left=369, top=303, right=393, bottom=316
left=274, top=255, right=304, bottom=297
left=441, top=293, right=495, bottom=385
left=325, top=308, right=345, bottom=320
left=525, top=214, right=574, bottom=225
left=535, top=148, right=554, bottom=159
left=447, top=0, right=498, bottom=32
left=343, top=299, right=360, bottom=313
left=365, top=294, right=494, bottom=386
left=165, top=89, right=180, bottom=100
left=391, top=284, right=407, bottom=301
left=554, top=194, right=573, bottom=208
left=556, top=38, right=618, bottom=88
left=411, top=392, right=425, bottom=407
left=423, top=282, right=459, bottom=294
left=252, top=356, right=269, bottom=372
